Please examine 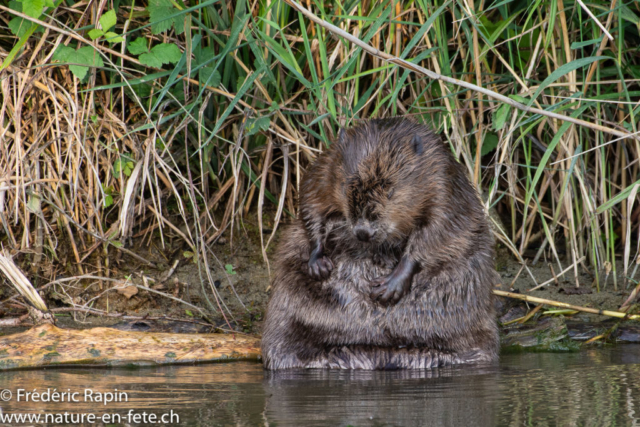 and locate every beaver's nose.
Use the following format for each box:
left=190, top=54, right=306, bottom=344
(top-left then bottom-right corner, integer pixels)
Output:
left=354, top=225, right=374, bottom=242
